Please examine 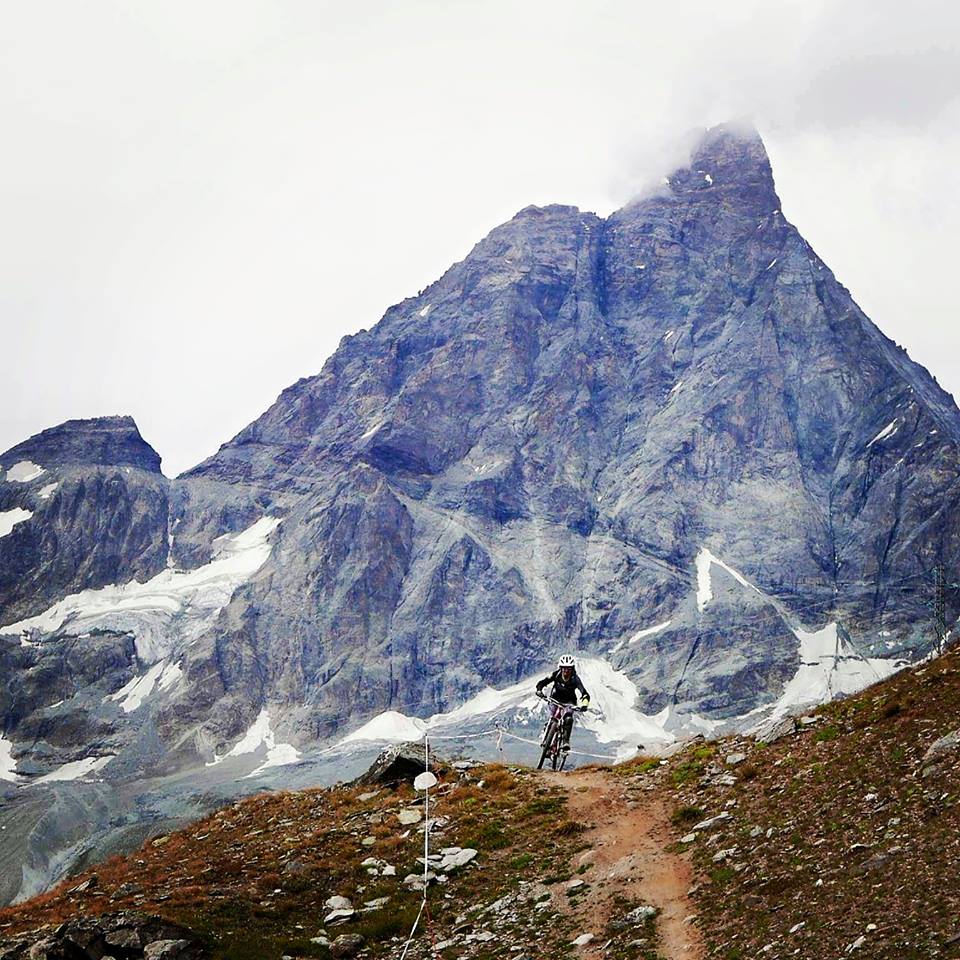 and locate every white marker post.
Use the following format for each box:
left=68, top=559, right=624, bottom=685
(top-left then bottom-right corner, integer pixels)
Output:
left=400, top=740, right=439, bottom=960
left=414, top=736, right=437, bottom=891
